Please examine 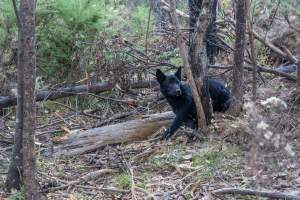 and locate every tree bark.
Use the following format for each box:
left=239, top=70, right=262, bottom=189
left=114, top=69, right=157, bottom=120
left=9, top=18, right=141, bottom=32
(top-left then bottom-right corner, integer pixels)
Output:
left=6, top=0, right=24, bottom=192
left=188, top=0, right=216, bottom=124
left=231, top=0, right=247, bottom=114
left=19, top=0, right=40, bottom=199
left=246, top=0, right=257, bottom=101
left=298, top=61, right=300, bottom=88
left=168, top=0, right=206, bottom=128
left=297, top=38, right=300, bottom=88
left=53, top=112, right=175, bottom=157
